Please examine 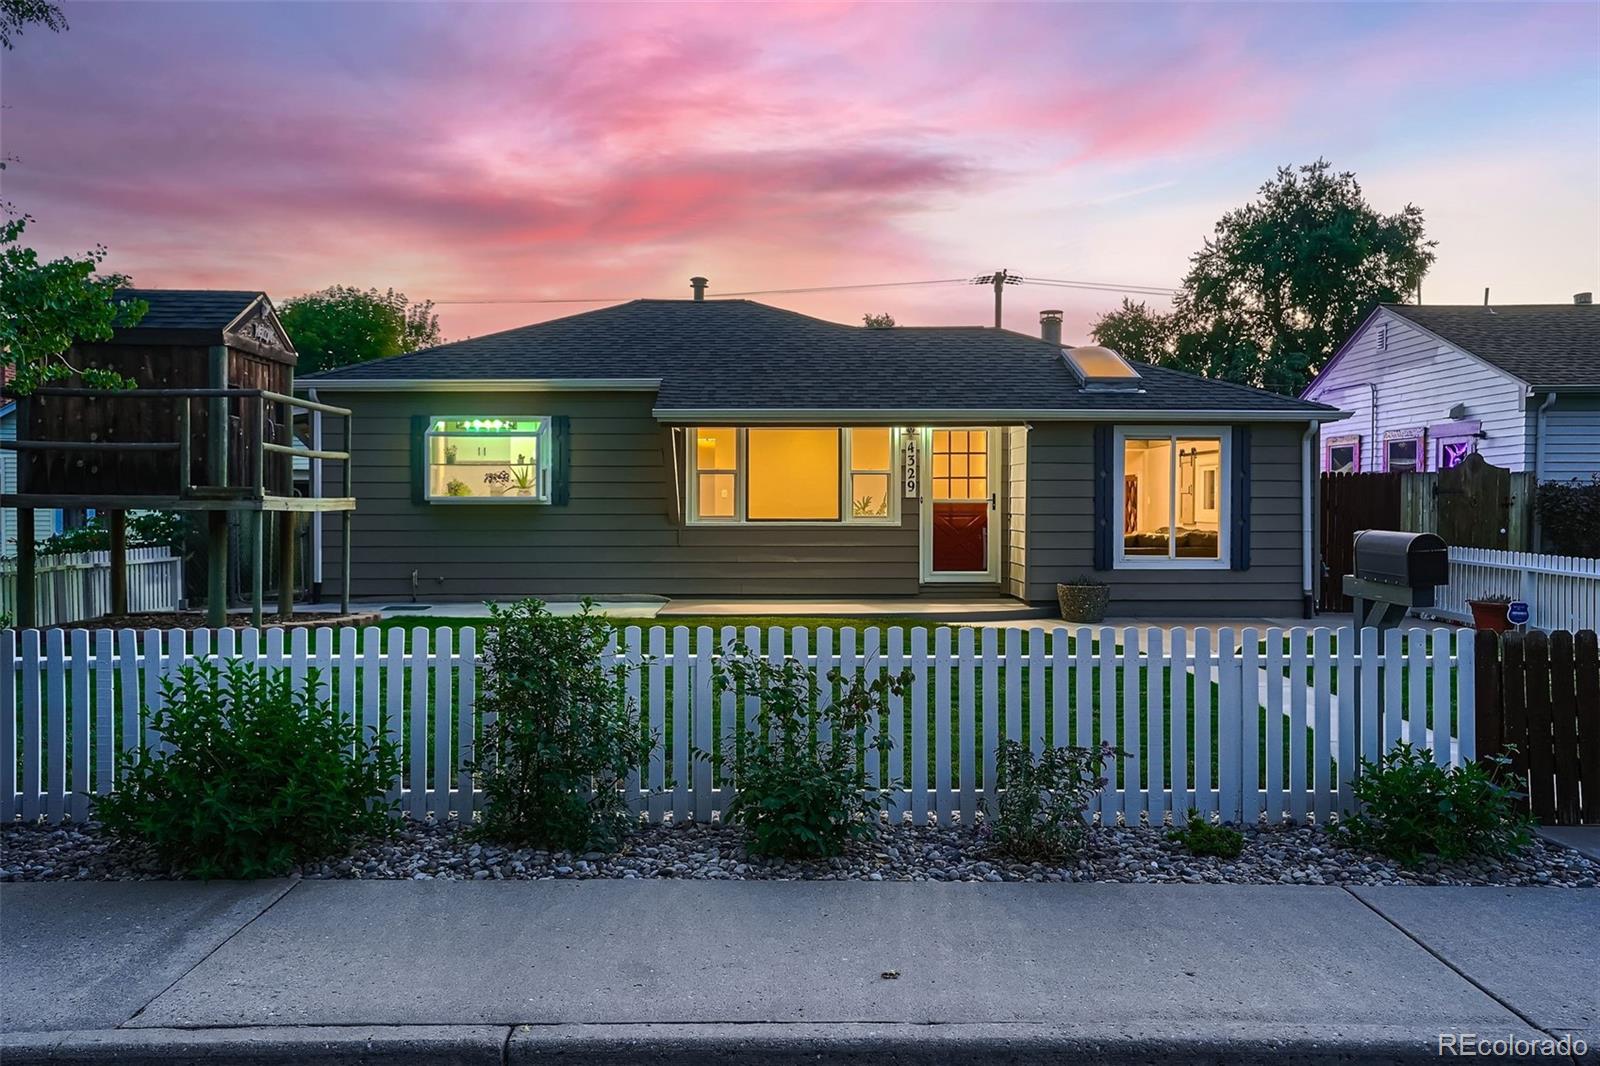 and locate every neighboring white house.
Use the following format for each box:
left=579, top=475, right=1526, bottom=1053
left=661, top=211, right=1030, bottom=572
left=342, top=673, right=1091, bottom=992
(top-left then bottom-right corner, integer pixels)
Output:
left=0, top=402, right=60, bottom=556
left=1303, top=298, right=1600, bottom=482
